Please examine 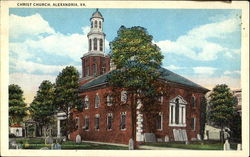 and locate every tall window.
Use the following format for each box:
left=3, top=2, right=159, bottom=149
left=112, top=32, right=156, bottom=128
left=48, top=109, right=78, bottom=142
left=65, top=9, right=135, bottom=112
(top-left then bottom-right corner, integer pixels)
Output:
left=158, top=92, right=164, bottom=104
left=86, top=67, right=90, bottom=76
left=84, top=116, right=89, bottom=131
left=75, top=117, right=79, bottom=130
left=156, top=113, right=163, bottom=130
left=84, top=96, right=90, bottom=109
left=91, top=21, right=93, bottom=28
left=99, top=21, right=101, bottom=29
left=94, top=20, right=97, bottom=28
left=191, top=117, right=196, bottom=131
left=175, top=99, right=179, bottom=124
left=95, top=114, right=100, bottom=130
left=191, top=96, right=196, bottom=107
left=99, top=39, right=103, bottom=51
left=169, top=96, right=187, bottom=127
left=89, top=39, right=92, bottom=51
left=95, top=94, right=100, bottom=108
left=94, top=38, right=97, bottom=50
left=120, top=112, right=126, bottom=130
left=93, top=64, right=97, bottom=76
left=107, top=95, right=113, bottom=106
left=107, top=113, right=113, bottom=130
left=121, top=91, right=127, bottom=103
